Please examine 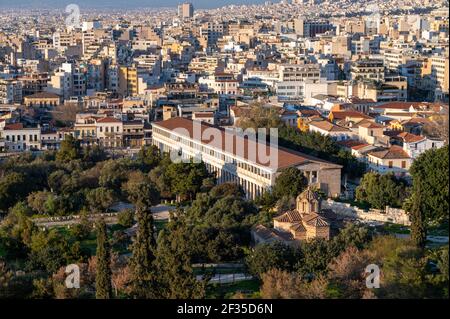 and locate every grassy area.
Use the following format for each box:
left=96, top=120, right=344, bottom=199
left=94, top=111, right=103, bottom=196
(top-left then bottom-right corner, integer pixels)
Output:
left=428, top=221, right=449, bottom=237
left=377, top=223, right=410, bottom=235
left=54, top=224, right=129, bottom=256
left=206, top=279, right=261, bottom=299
